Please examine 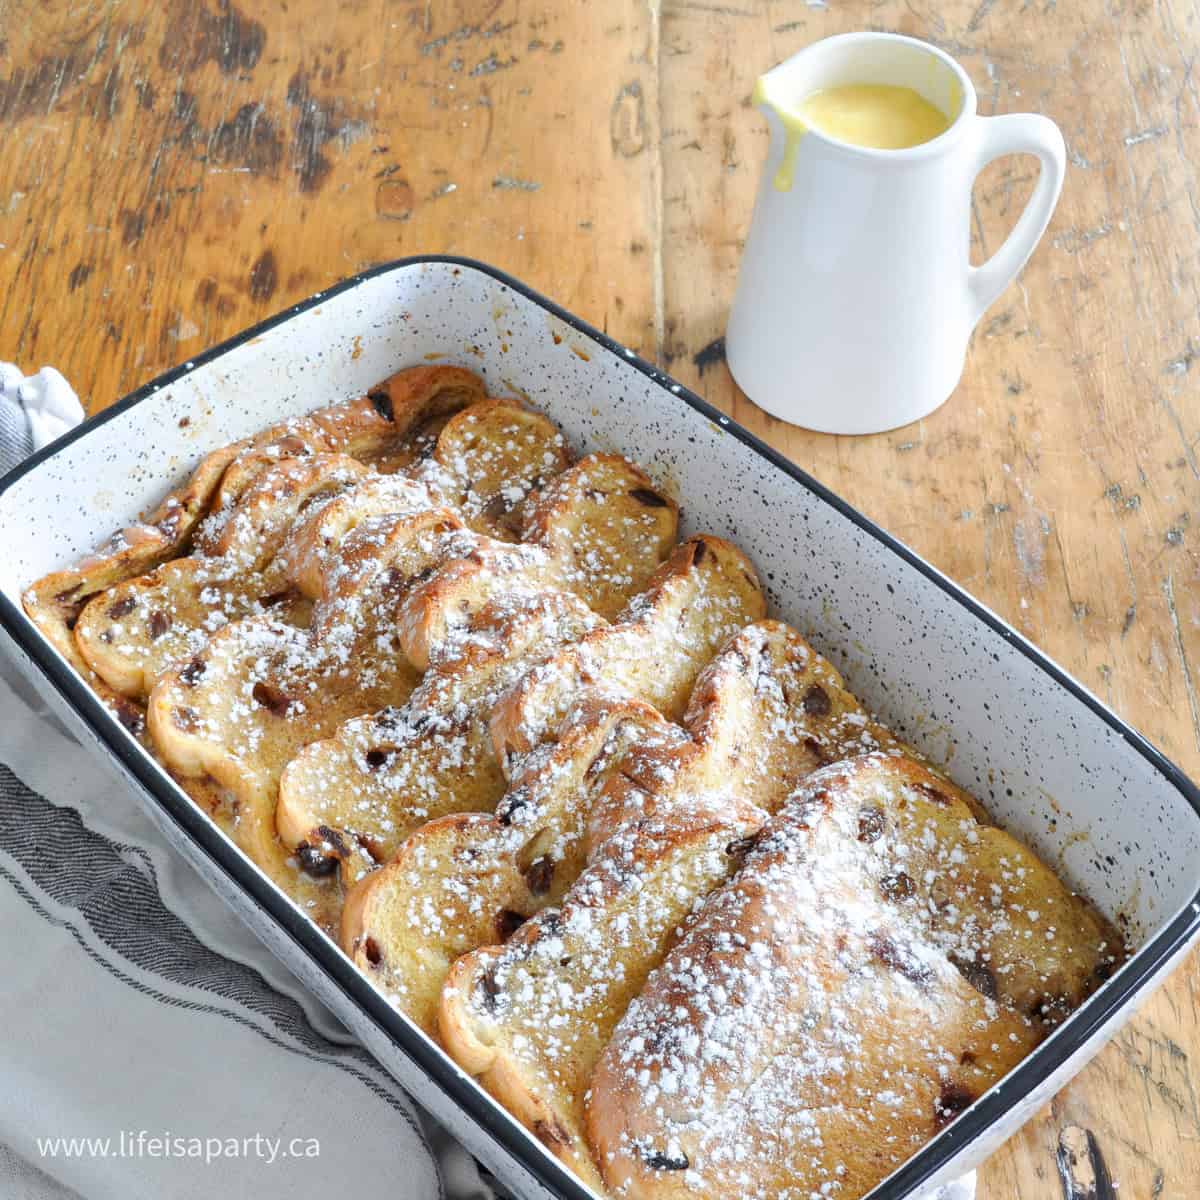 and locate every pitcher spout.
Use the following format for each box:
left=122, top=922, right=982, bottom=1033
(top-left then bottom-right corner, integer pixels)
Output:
left=751, top=71, right=808, bottom=193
